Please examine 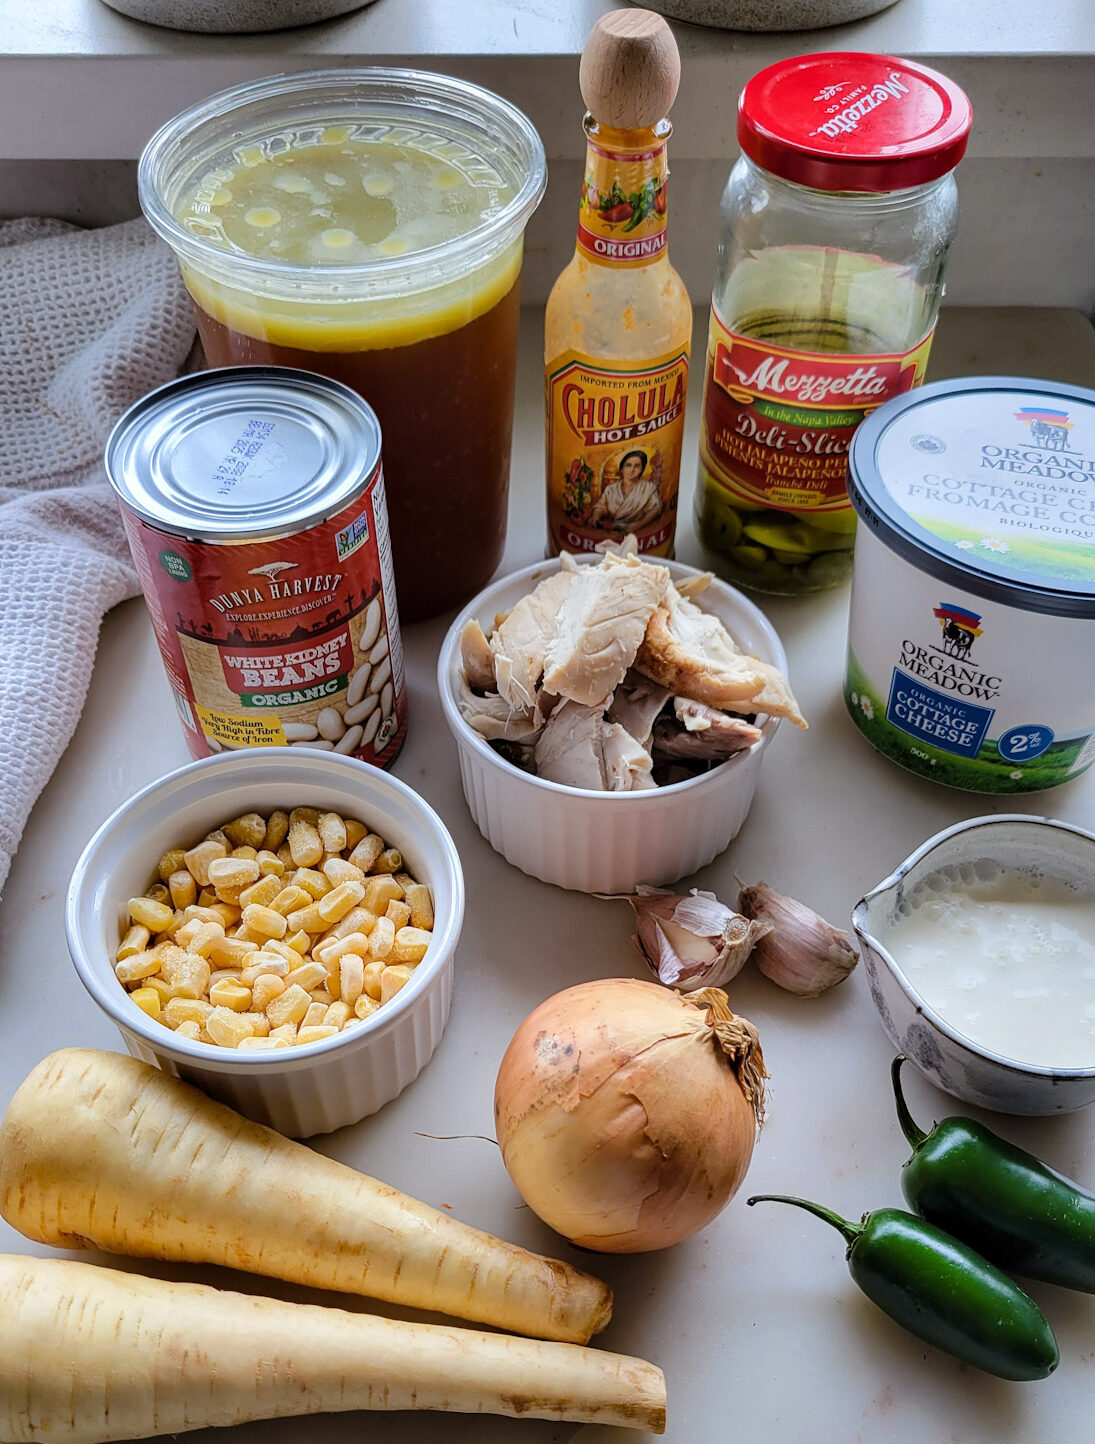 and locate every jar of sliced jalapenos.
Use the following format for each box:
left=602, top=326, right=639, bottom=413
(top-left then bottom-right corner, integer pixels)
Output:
left=696, top=53, right=971, bottom=595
